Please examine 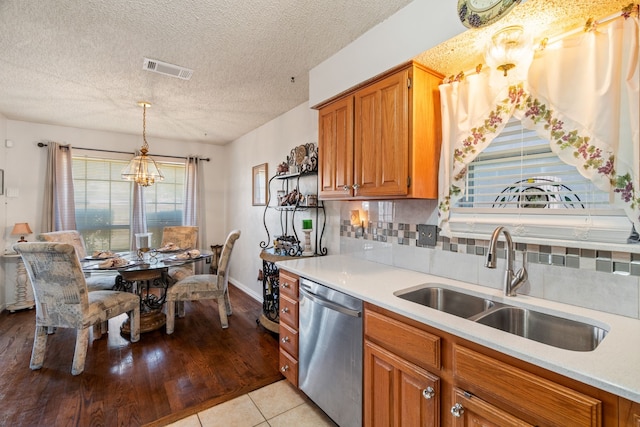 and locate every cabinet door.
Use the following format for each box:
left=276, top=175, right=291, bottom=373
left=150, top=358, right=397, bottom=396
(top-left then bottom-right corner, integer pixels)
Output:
left=354, top=69, right=409, bottom=198
left=451, top=388, right=534, bottom=427
left=318, top=96, right=354, bottom=198
left=365, top=341, right=439, bottom=427
left=453, top=345, right=602, bottom=426
left=620, top=398, right=640, bottom=427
